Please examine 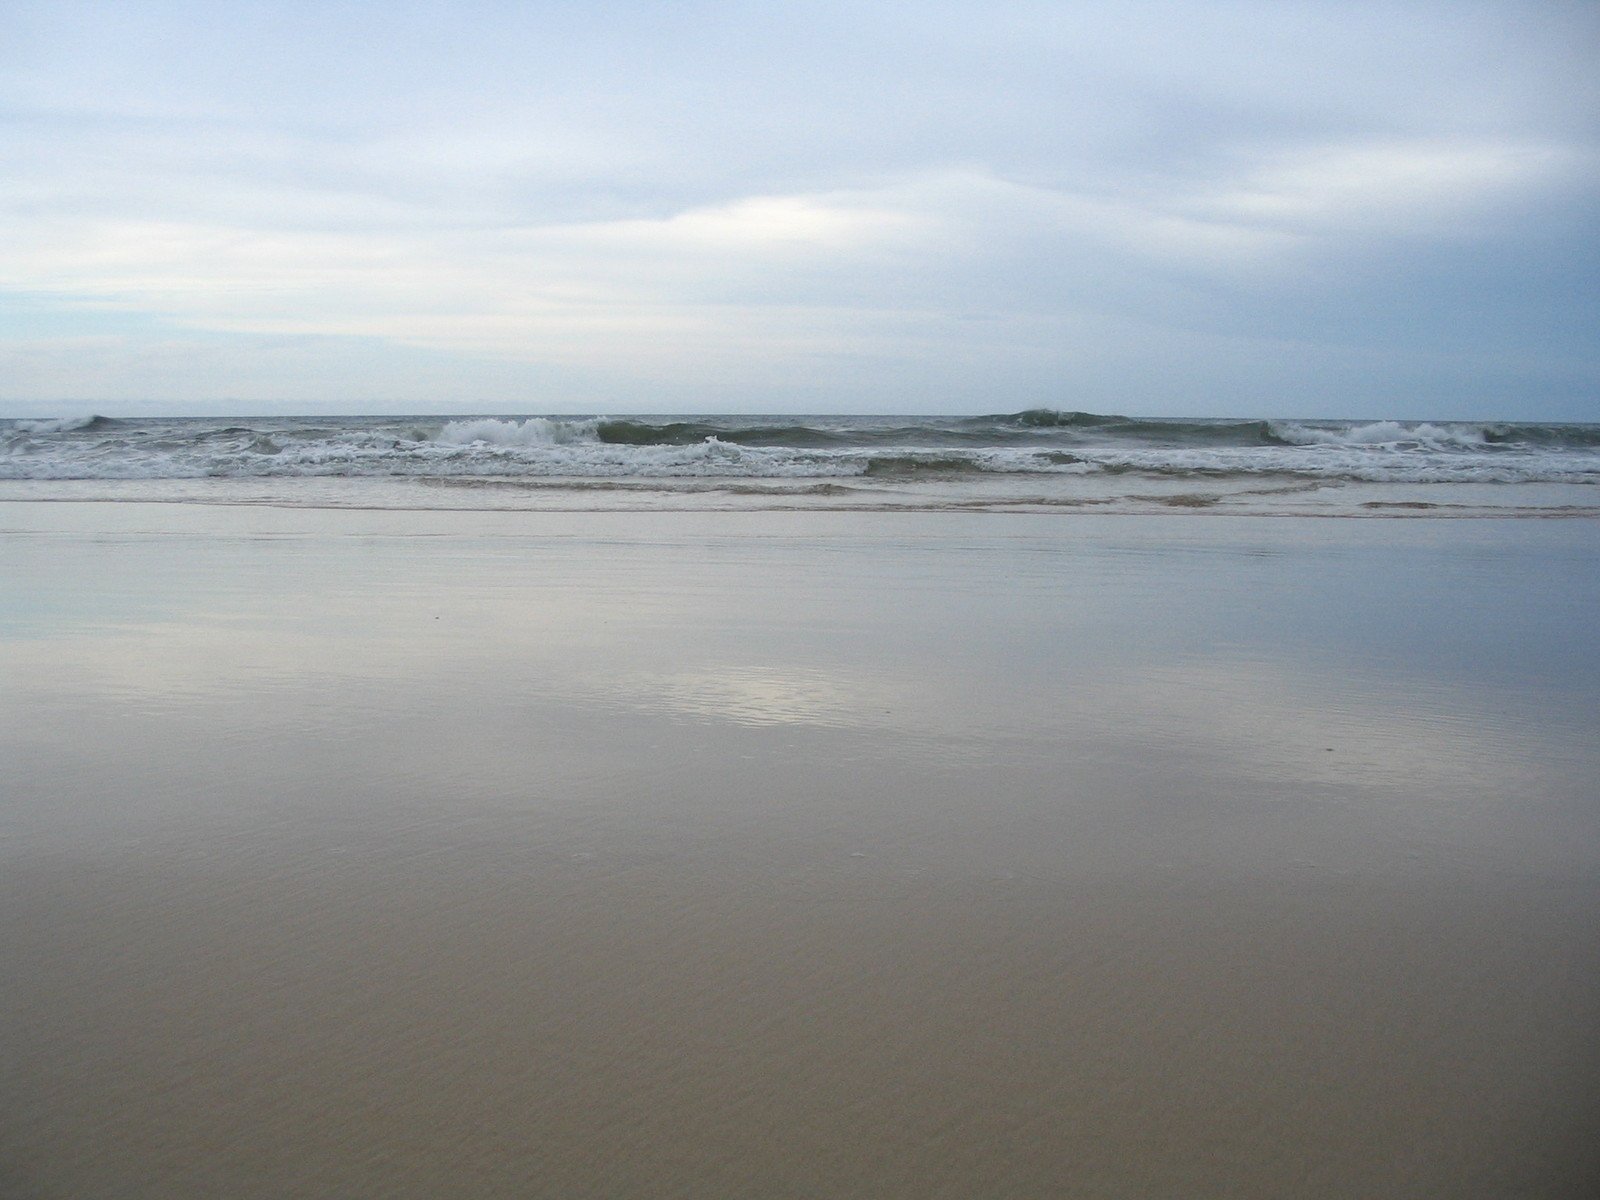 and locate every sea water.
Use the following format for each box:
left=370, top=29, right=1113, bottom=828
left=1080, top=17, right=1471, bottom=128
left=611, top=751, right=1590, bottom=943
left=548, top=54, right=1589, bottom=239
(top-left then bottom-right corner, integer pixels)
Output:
left=4, top=410, right=1598, bottom=516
